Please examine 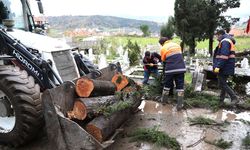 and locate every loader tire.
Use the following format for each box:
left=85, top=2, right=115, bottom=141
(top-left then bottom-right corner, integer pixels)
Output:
left=0, top=65, right=42, bottom=147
